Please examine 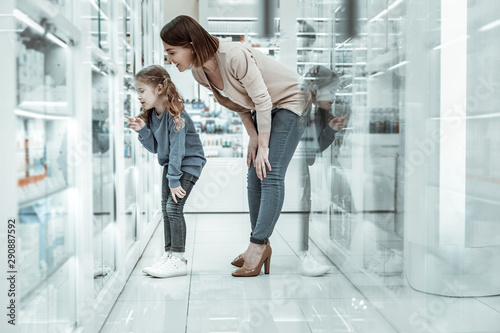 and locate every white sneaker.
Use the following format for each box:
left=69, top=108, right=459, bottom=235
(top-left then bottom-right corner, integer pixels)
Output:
left=148, top=256, right=187, bottom=278
left=142, top=252, right=170, bottom=275
left=300, top=252, right=331, bottom=277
